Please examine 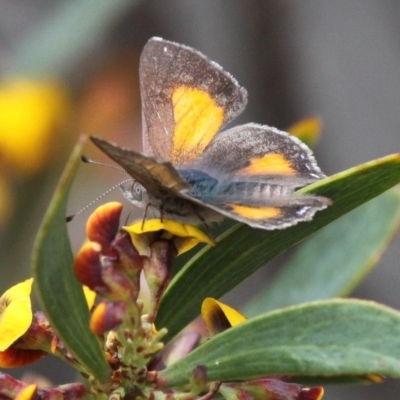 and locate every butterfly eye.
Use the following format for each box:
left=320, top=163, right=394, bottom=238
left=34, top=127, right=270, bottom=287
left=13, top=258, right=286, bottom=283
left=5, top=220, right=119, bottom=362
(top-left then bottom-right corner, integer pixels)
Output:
left=132, top=182, right=144, bottom=201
